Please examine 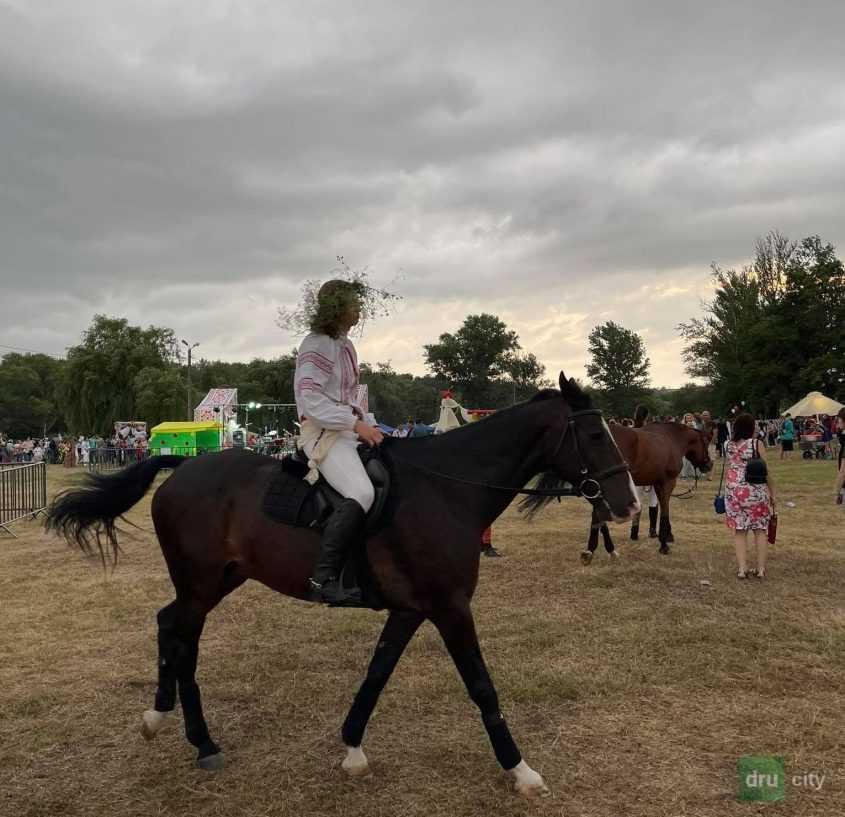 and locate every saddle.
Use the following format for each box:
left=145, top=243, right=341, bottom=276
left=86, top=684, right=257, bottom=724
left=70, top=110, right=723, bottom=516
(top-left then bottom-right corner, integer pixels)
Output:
left=262, top=446, right=391, bottom=532
left=261, top=446, right=392, bottom=610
